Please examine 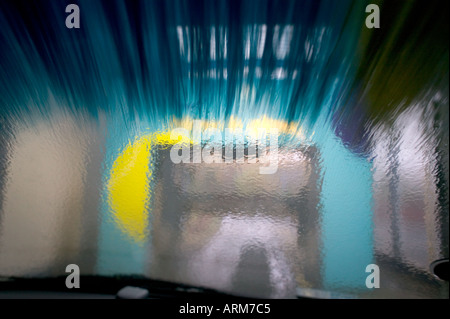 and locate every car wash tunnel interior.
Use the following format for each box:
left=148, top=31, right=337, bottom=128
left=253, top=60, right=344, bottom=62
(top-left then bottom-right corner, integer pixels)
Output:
left=0, top=0, right=448, bottom=298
